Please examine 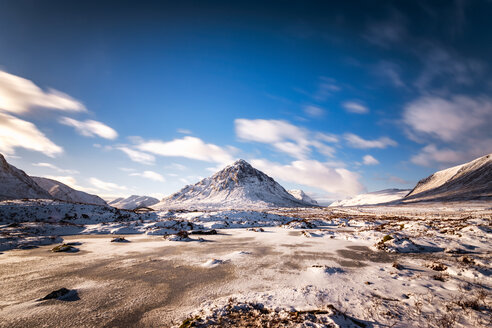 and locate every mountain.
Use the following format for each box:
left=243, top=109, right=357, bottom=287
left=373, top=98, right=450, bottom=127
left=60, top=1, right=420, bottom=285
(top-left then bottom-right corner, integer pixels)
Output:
left=32, top=177, right=107, bottom=206
left=0, top=153, right=52, bottom=200
left=288, top=189, right=318, bottom=205
left=155, top=159, right=314, bottom=209
left=108, top=195, right=159, bottom=210
left=403, top=153, right=492, bottom=202
left=329, top=189, right=409, bottom=207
